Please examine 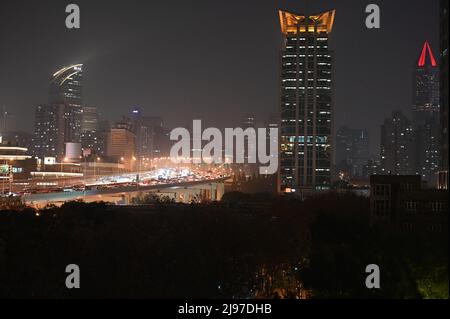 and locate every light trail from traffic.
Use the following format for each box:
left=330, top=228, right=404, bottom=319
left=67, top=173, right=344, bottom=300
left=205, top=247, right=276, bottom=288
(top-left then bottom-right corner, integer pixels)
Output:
left=9, top=163, right=232, bottom=200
